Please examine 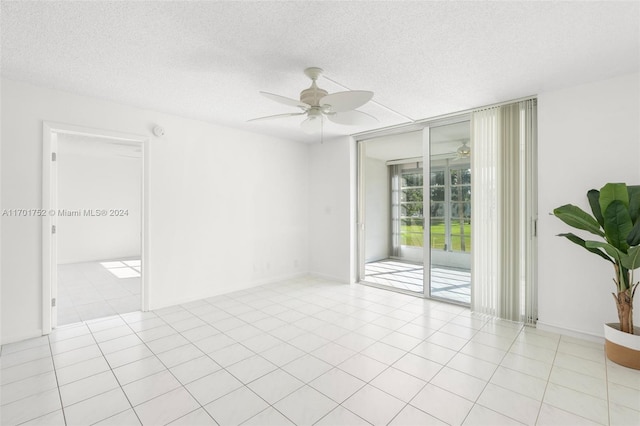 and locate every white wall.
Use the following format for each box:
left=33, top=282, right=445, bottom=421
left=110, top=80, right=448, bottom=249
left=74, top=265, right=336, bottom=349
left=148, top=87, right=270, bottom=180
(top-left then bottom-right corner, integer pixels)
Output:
left=57, top=137, right=141, bottom=263
left=308, top=137, right=355, bottom=283
left=364, top=157, right=390, bottom=262
left=1, top=79, right=309, bottom=344
left=538, top=72, right=640, bottom=338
